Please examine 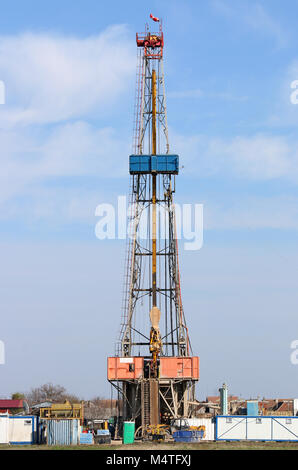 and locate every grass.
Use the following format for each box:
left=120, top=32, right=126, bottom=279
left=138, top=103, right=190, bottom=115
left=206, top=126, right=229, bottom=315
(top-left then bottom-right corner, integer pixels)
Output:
left=1, top=441, right=298, bottom=450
